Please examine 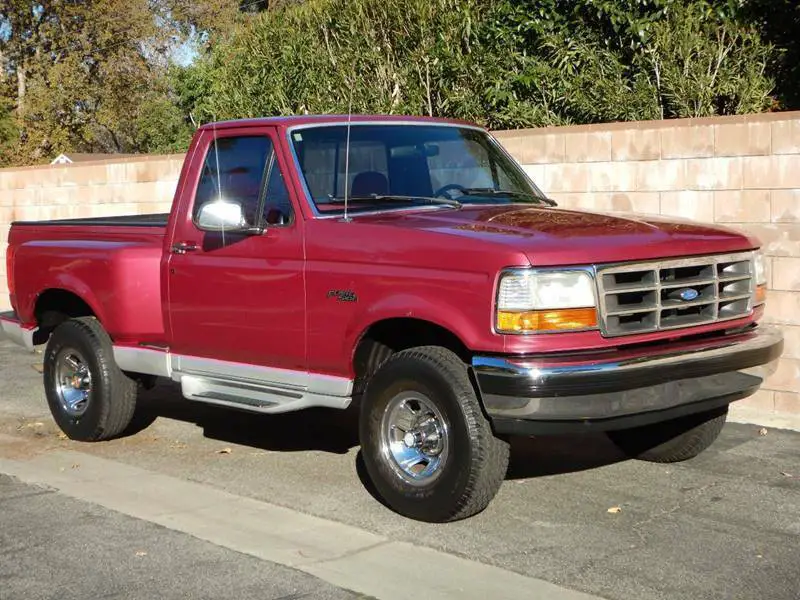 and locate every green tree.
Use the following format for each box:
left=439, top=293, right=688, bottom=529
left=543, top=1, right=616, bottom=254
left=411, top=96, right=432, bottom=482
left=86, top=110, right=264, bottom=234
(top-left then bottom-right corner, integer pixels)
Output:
left=0, top=1, right=176, bottom=162
left=0, top=1, right=312, bottom=165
